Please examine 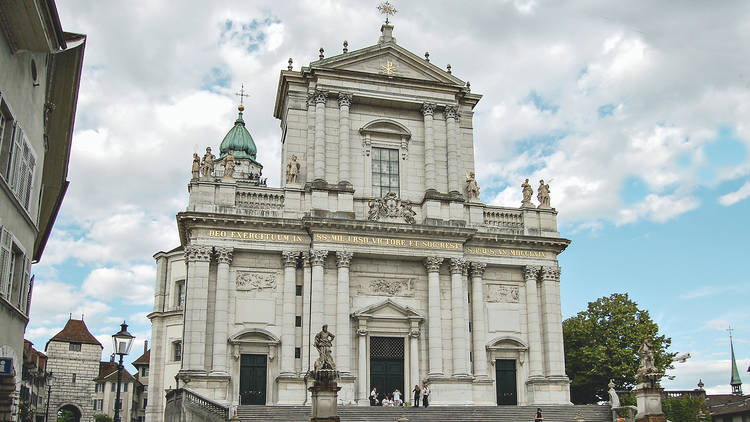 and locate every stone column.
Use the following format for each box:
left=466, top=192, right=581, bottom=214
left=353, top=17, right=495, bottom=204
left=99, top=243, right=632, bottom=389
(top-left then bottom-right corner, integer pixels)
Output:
left=183, top=245, right=212, bottom=372
left=301, top=252, right=312, bottom=372
left=306, top=93, right=316, bottom=183
left=421, top=102, right=436, bottom=191
left=424, top=257, right=444, bottom=376
left=281, top=251, right=299, bottom=375
left=470, top=262, right=488, bottom=378
left=445, top=105, right=460, bottom=194
left=338, top=93, right=352, bottom=184
left=450, top=258, right=470, bottom=376
left=313, top=90, right=327, bottom=181
left=541, top=266, right=566, bottom=376
left=524, top=266, right=544, bottom=378
left=335, top=251, right=353, bottom=373
left=409, top=324, right=420, bottom=393
left=309, top=250, right=328, bottom=342
left=212, top=247, right=233, bottom=375
left=357, top=325, right=368, bottom=405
